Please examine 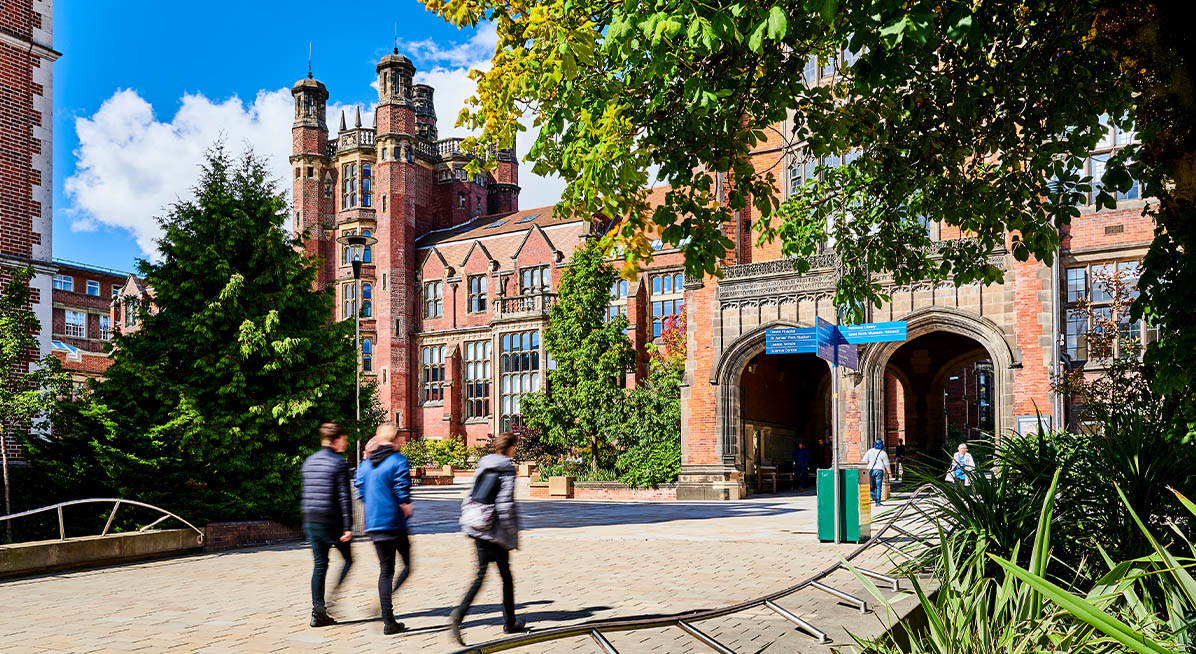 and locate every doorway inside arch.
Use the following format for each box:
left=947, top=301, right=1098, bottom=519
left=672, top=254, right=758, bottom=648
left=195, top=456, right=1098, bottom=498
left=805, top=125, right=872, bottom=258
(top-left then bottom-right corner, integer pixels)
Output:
left=883, top=331, right=996, bottom=464
left=739, top=352, right=830, bottom=491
